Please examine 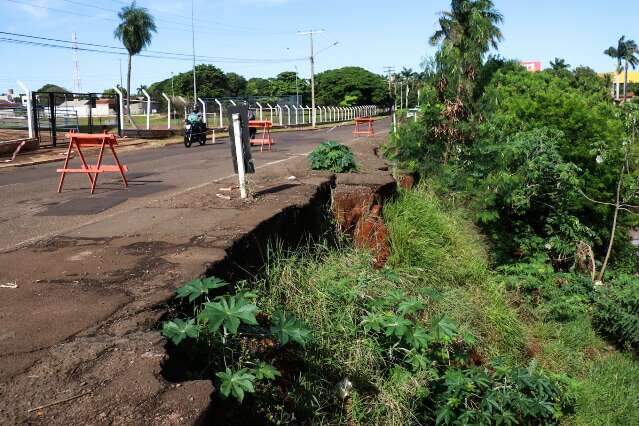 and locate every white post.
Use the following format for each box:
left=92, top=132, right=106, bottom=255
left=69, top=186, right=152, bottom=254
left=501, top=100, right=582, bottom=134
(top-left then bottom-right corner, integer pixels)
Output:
left=406, top=86, right=410, bottom=110
left=215, top=99, right=223, bottom=128
left=231, top=113, right=247, bottom=199
left=17, top=80, right=33, bottom=139
left=161, top=93, right=171, bottom=129
left=266, top=103, right=274, bottom=123
left=318, top=106, right=323, bottom=123
left=141, top=89, right=151, bottom=130
left=112, top=85, right=125, bottom=135
left=229, top=99, right=237, bottom=106
left=255, top=101, right=263, bottom=121
left=332, top=106, right=337, bottom=121
left=305, top=105, right=311, bottom=125
left=292, top=105, right=299, bottom=125
left=284, top=105, right=291, bottom=126
left=277, top=105, right=283, bottom=126
left=198, top=97, right=207, bottom=124
left=417, top=89, right=421, bottom=107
